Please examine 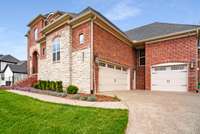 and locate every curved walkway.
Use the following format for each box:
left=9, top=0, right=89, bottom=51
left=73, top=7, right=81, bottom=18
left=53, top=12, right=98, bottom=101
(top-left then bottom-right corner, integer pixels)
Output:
left=8, top=90, right=128, bottom=110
